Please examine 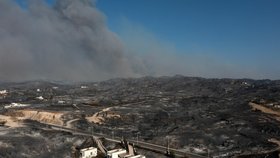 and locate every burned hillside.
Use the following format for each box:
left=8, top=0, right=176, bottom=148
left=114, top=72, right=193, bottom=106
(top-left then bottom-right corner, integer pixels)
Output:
left=0, top=76, right=280, bottom=157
